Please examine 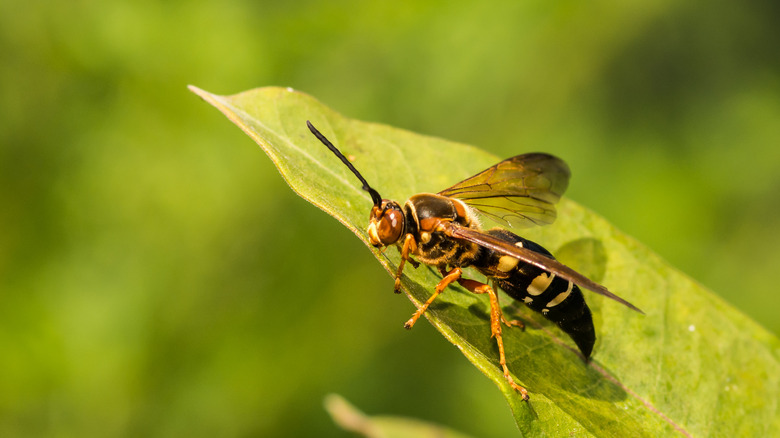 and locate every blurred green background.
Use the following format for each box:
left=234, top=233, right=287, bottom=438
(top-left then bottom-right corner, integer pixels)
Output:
left=2, top=1, right=779, bottom=436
